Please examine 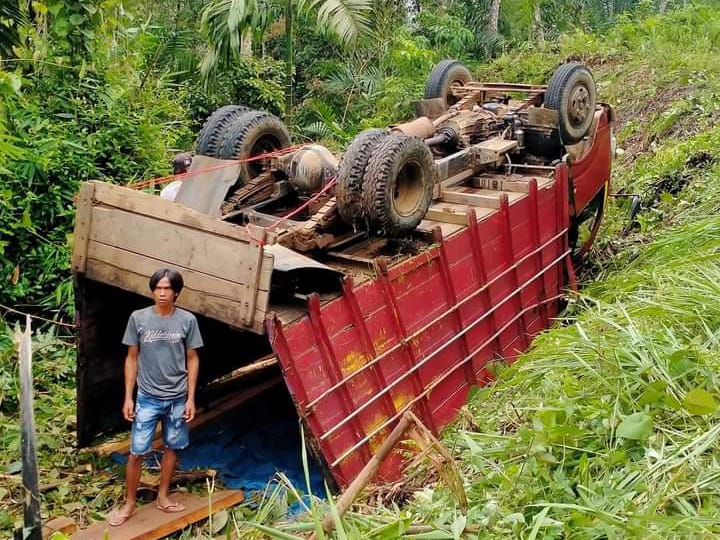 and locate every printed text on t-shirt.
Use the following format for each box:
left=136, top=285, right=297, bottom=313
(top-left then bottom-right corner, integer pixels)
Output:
left=141, top=329, right=183, bottom=344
